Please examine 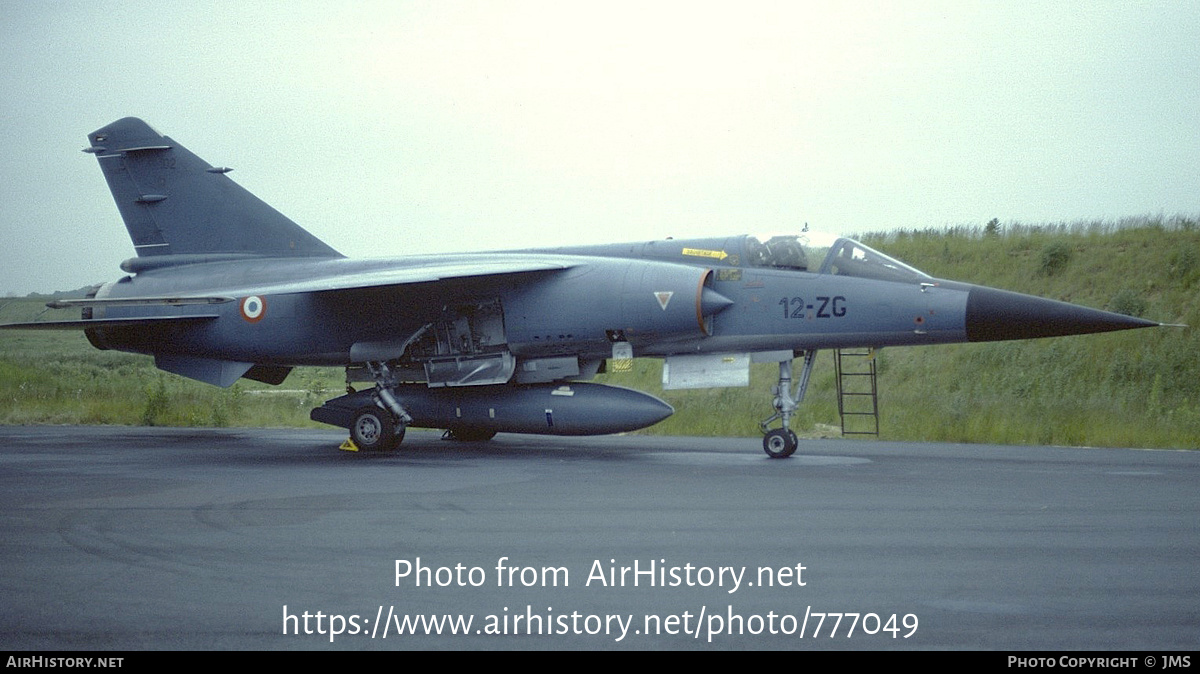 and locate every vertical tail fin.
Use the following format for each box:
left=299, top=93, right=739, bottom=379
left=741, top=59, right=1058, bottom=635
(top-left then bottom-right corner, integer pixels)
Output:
left=86, top=117, right=342, bottom=258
